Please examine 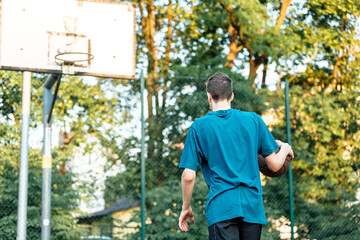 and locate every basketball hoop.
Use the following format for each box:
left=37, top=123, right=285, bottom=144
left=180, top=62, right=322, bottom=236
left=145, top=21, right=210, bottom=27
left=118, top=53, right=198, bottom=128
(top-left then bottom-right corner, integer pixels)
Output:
left=1, top=0, right=135, bottom=78
left=55, top=52, right=94, bottom=75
